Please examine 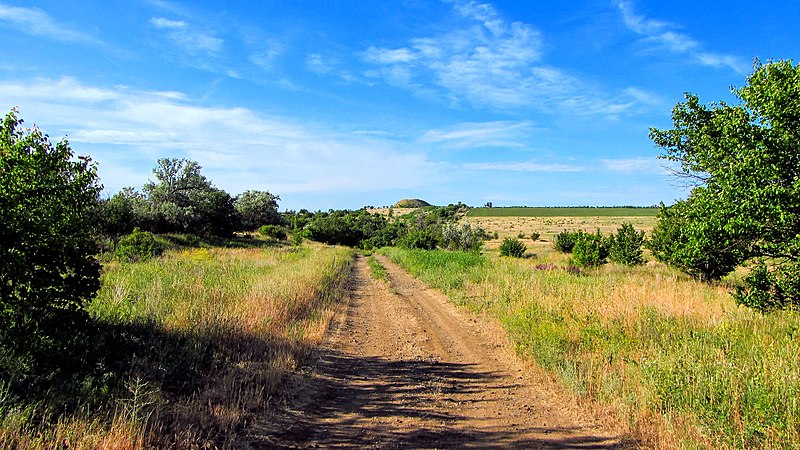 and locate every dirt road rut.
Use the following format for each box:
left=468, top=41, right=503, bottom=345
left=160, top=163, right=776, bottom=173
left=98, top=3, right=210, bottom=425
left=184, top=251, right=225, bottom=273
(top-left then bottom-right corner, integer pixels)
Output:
left=252, top=254, right=630, bottom=449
